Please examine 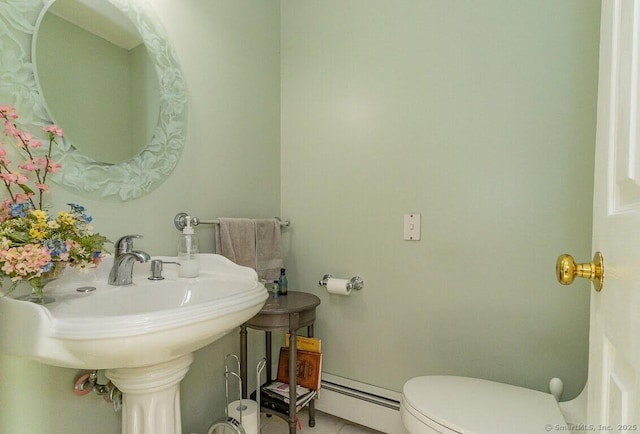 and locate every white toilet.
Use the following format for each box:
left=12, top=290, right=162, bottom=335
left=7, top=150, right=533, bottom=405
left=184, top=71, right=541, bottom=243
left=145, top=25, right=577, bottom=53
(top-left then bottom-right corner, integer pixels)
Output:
left=401, top=376, right=569, bottom=434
